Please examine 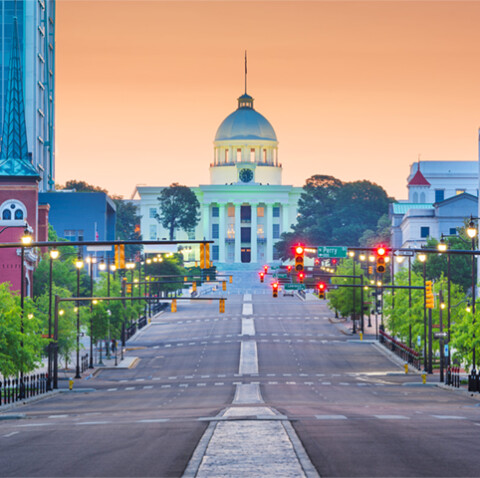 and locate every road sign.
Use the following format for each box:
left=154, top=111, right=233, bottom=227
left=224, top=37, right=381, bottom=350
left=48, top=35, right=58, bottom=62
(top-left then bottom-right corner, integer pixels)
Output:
left=277, top=273, right=288, bottom=279
left=417, top=336, right=421, bottom=346
left=87, top=245, right=112, bottom=252
left=444, top=344, right=449, bottom=356
left=317, top=246, right=348, bottom=258
left=284, top=284, right=306, bottom=290
left=434, top=332, right=447, bottom=339
left=395, top=250, right=415, bottom=257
